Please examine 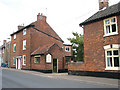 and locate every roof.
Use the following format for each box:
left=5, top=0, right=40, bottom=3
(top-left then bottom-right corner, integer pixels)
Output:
left=10, top=20, right=63, bottom=43
left=10, top=24, right=34, bottom=36
left=80, top=2, right=120, bottom=26
left=31, top=43, right=57, bottom=55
